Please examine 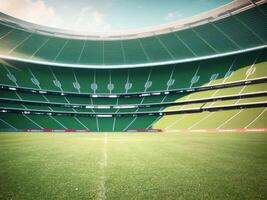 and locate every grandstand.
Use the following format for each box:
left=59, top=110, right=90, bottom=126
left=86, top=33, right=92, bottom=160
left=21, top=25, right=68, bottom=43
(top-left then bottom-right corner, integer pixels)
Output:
left=0, top=0, right=267, bottom=199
